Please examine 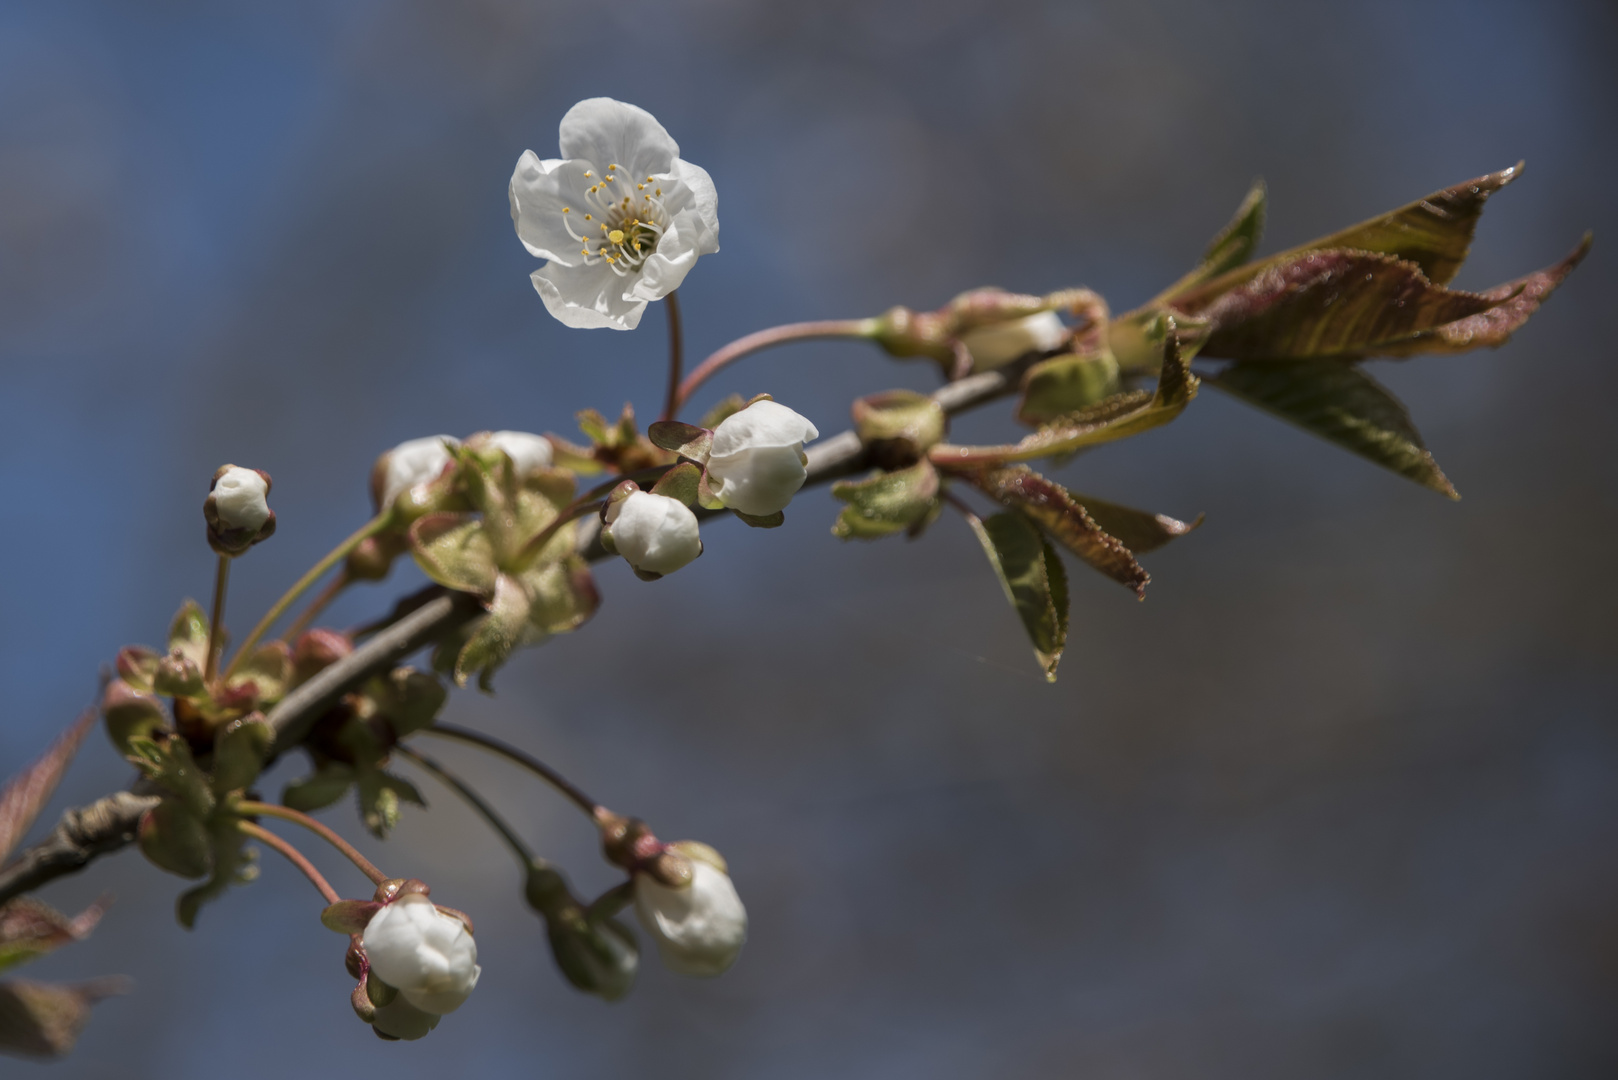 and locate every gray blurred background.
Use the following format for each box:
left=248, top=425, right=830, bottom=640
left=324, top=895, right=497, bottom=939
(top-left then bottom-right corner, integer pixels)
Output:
left=2, top=0, right=1615, bottom=1076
